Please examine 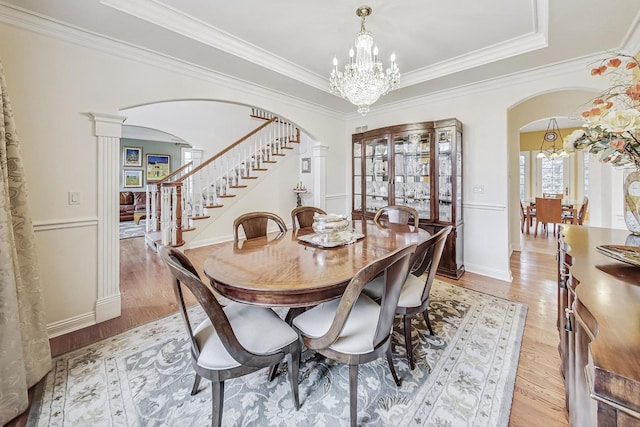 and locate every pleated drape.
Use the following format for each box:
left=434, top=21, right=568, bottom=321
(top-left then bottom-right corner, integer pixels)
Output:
left=0, top=58, right=52, bottom=425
